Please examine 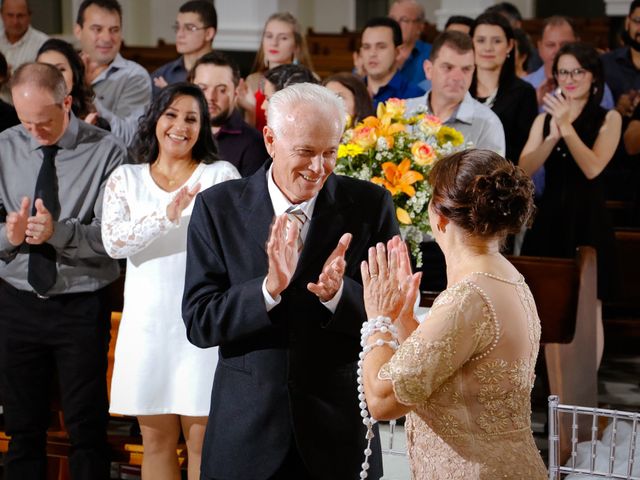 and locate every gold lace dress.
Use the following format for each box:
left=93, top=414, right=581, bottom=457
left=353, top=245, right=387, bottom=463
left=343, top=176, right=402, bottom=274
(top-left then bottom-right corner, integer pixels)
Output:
left=379, top=273, right=547, bottom=479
